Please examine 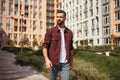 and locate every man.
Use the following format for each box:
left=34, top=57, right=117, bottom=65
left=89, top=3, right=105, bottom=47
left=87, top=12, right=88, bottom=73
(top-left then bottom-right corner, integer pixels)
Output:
left=42, top=10, right=74, bottom=80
